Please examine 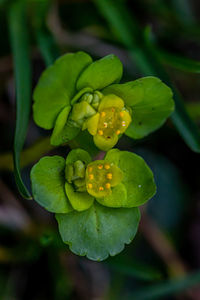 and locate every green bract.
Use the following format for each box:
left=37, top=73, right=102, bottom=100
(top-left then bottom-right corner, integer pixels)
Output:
left=31, top=149, right=156, bottom=260
left=33, top=52, right=174, bottom=150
